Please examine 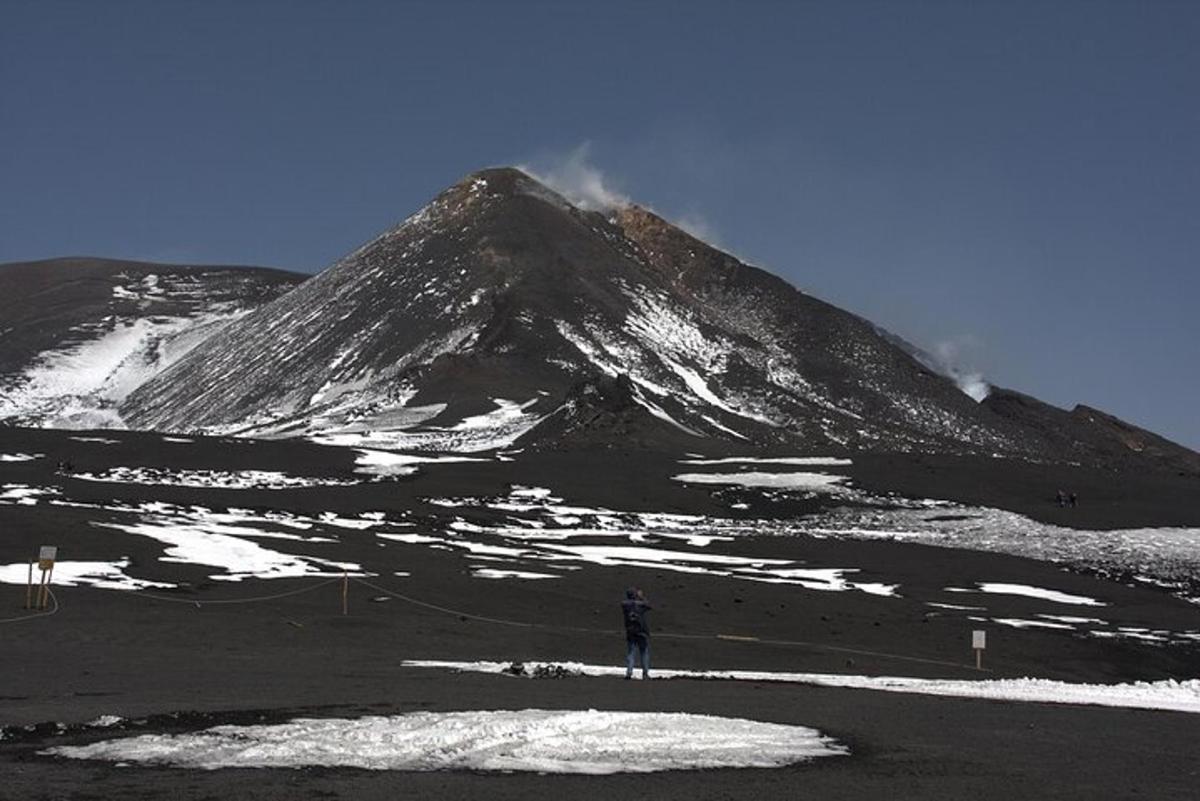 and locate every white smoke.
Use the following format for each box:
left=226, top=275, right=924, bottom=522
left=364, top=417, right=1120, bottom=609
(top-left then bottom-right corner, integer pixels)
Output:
left=520, top=143, right=722, bottom=246
left=519, top=143, right=629, bottom=211
left=672, top=212, right=721, bottom=247
left=929, top=337, right=991, bottom=402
